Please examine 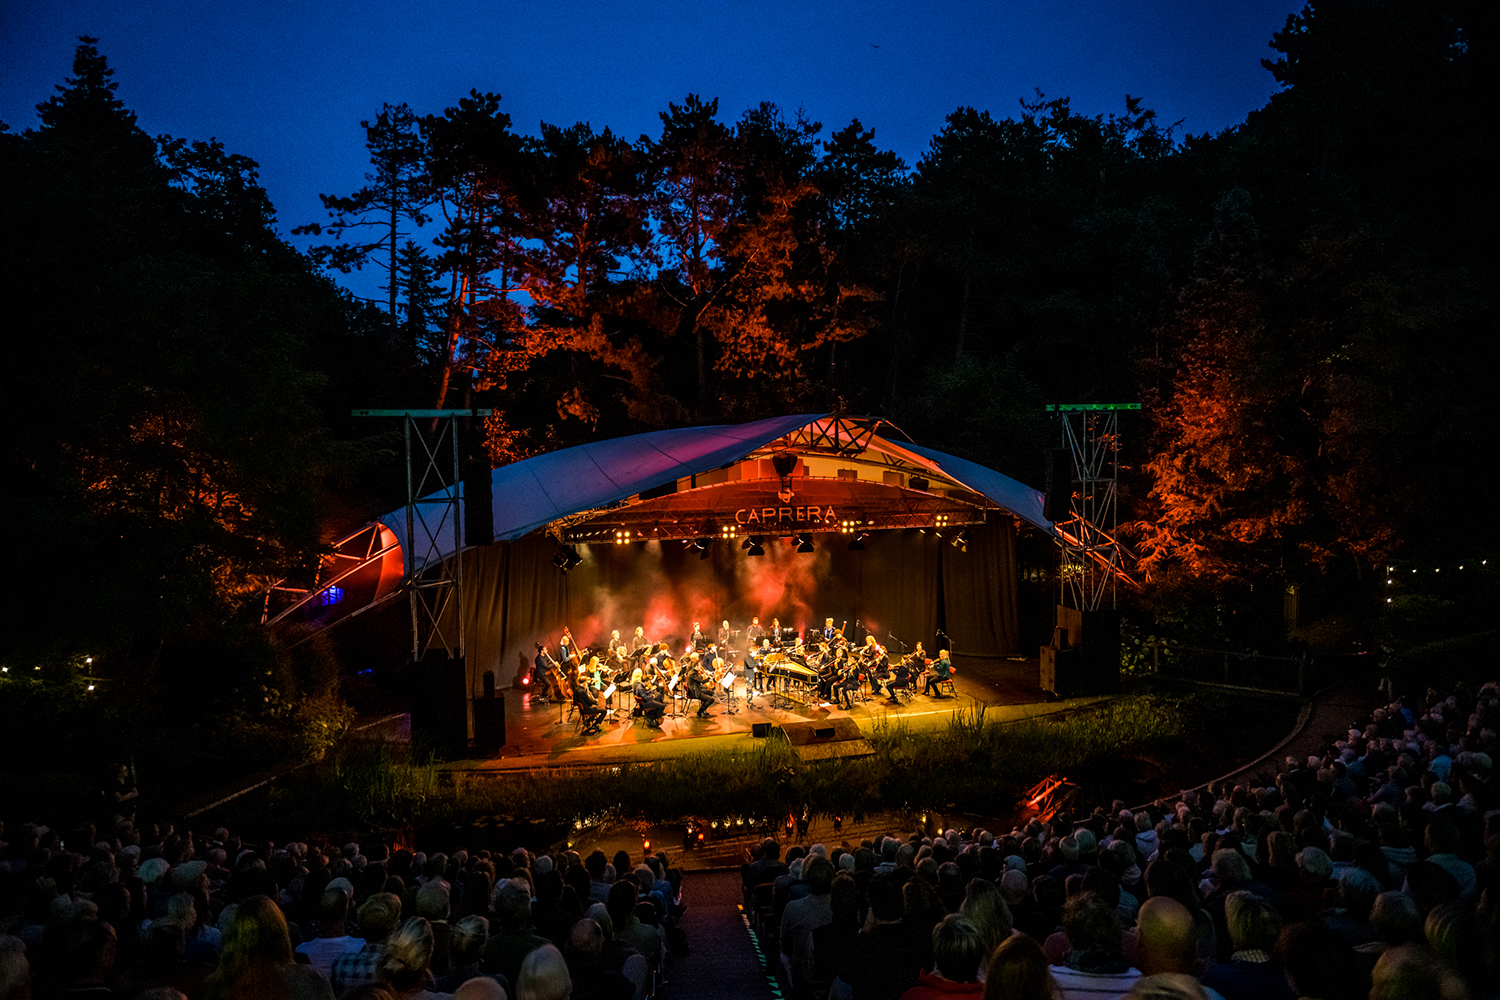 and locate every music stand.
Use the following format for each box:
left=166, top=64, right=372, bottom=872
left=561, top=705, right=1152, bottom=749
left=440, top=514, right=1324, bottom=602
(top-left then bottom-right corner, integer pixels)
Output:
left=720, top=668, right=738, bottom=715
